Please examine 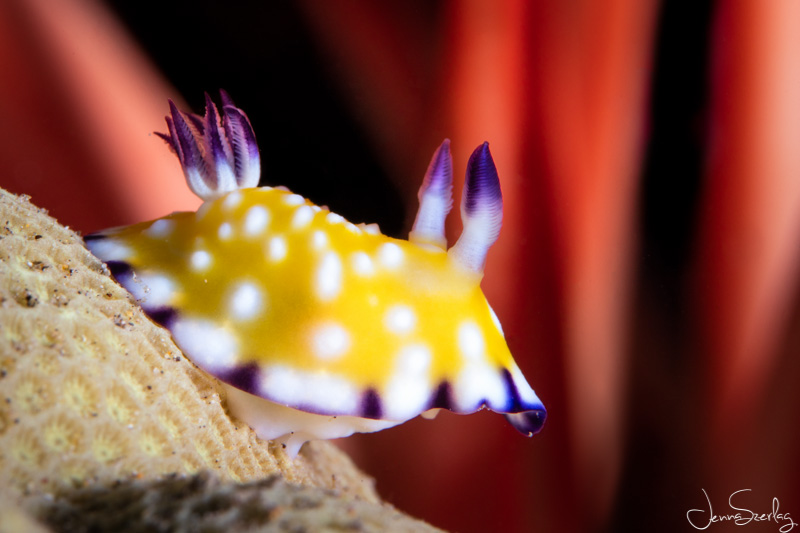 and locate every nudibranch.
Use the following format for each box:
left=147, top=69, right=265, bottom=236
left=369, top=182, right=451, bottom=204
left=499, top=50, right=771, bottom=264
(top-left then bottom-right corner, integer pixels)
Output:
left=85, top=93, right=546, bottom=457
